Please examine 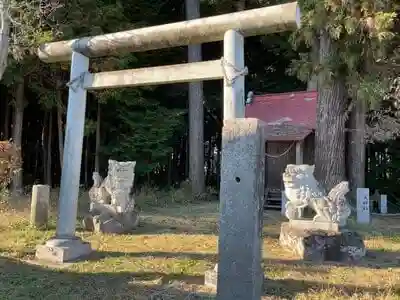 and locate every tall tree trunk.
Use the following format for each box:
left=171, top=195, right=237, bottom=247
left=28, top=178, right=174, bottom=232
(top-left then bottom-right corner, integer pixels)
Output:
left=348, top=41, right=372, bottom=195
left=94, top=102, right=101, bottom=172
left=0, top=0, right=10, bottom=81
left=2, top=98, right=10, bottom=139
left=84, top=136, right=89, bottom=188
left=167, top=152, right=172, bottom=186
left=206, top=136, right=213, bottom=185
left=42, top=112, right=48, bottom=184
left=12, top=80, right=25, bottom=195
left=33, top=140, right=39, bottom=181
left=348, top=98, right=366, bottom=193
left=185, top=0, right=205, bottom=198
left=56, top=88, right=64, bottom=168
left=234, top=0, right=246, bottom=11
left=46, top=110, right=53, bottom=187
left=314, top=30, right=347, bottom=191
left=185, top=133, right=189, bottom=178
left=308, top=36, right=319, bottom=91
